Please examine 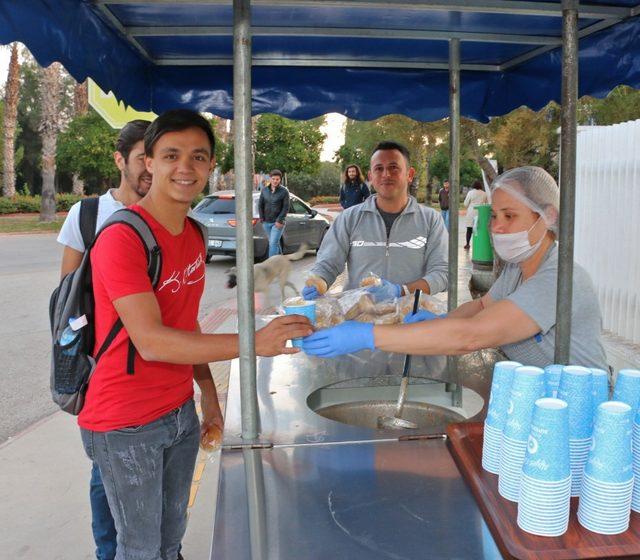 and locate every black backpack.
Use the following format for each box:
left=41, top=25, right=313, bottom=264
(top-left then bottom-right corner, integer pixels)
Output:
left=49, top=208, right=163, bottom=415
